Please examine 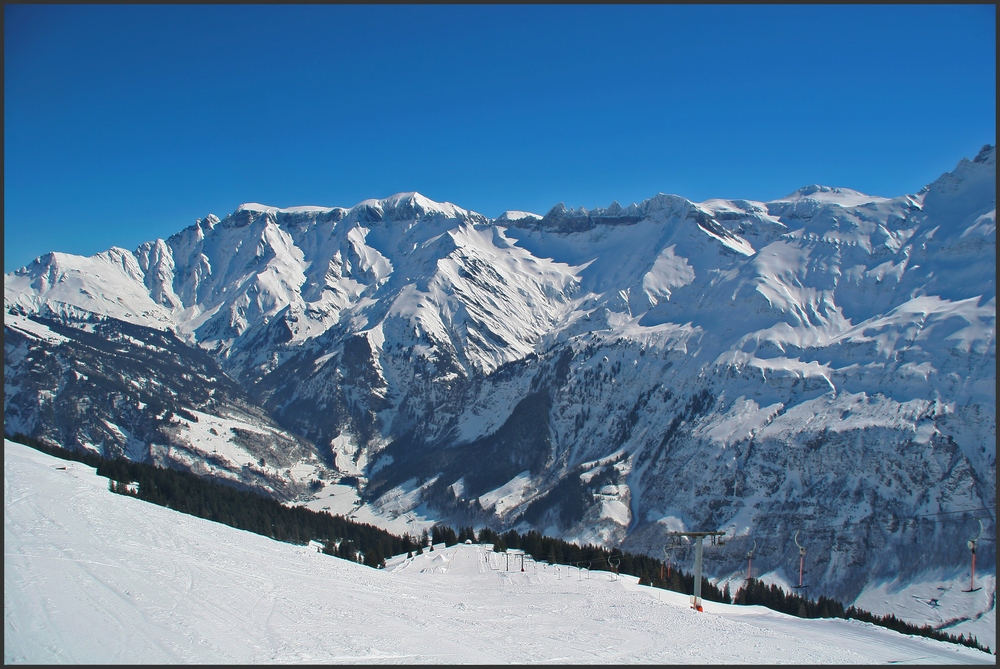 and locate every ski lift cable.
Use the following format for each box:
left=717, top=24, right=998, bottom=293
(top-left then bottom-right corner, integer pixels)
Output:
left=485, top=505, right=994, bottom=575
left=767, top=505, right=992, bottom=526
left=641, top=508, right=995, bottom=555
left=733, top=506, right=995, bottom=540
